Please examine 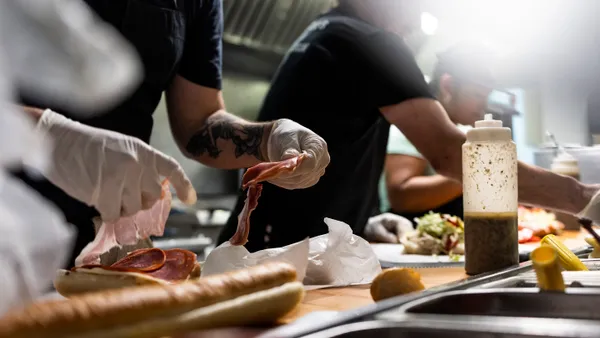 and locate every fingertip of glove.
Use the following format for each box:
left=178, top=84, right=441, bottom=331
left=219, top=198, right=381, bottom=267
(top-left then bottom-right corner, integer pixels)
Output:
left=281, top=149, right=302, bottom=160
left=179, top=186, right=198, bottom=205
